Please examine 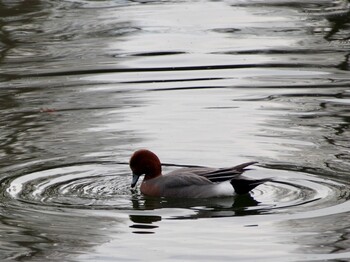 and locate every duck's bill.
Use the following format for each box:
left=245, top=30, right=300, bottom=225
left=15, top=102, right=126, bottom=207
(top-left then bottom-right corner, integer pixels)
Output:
left=131, top=174, right=140, bottom=188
